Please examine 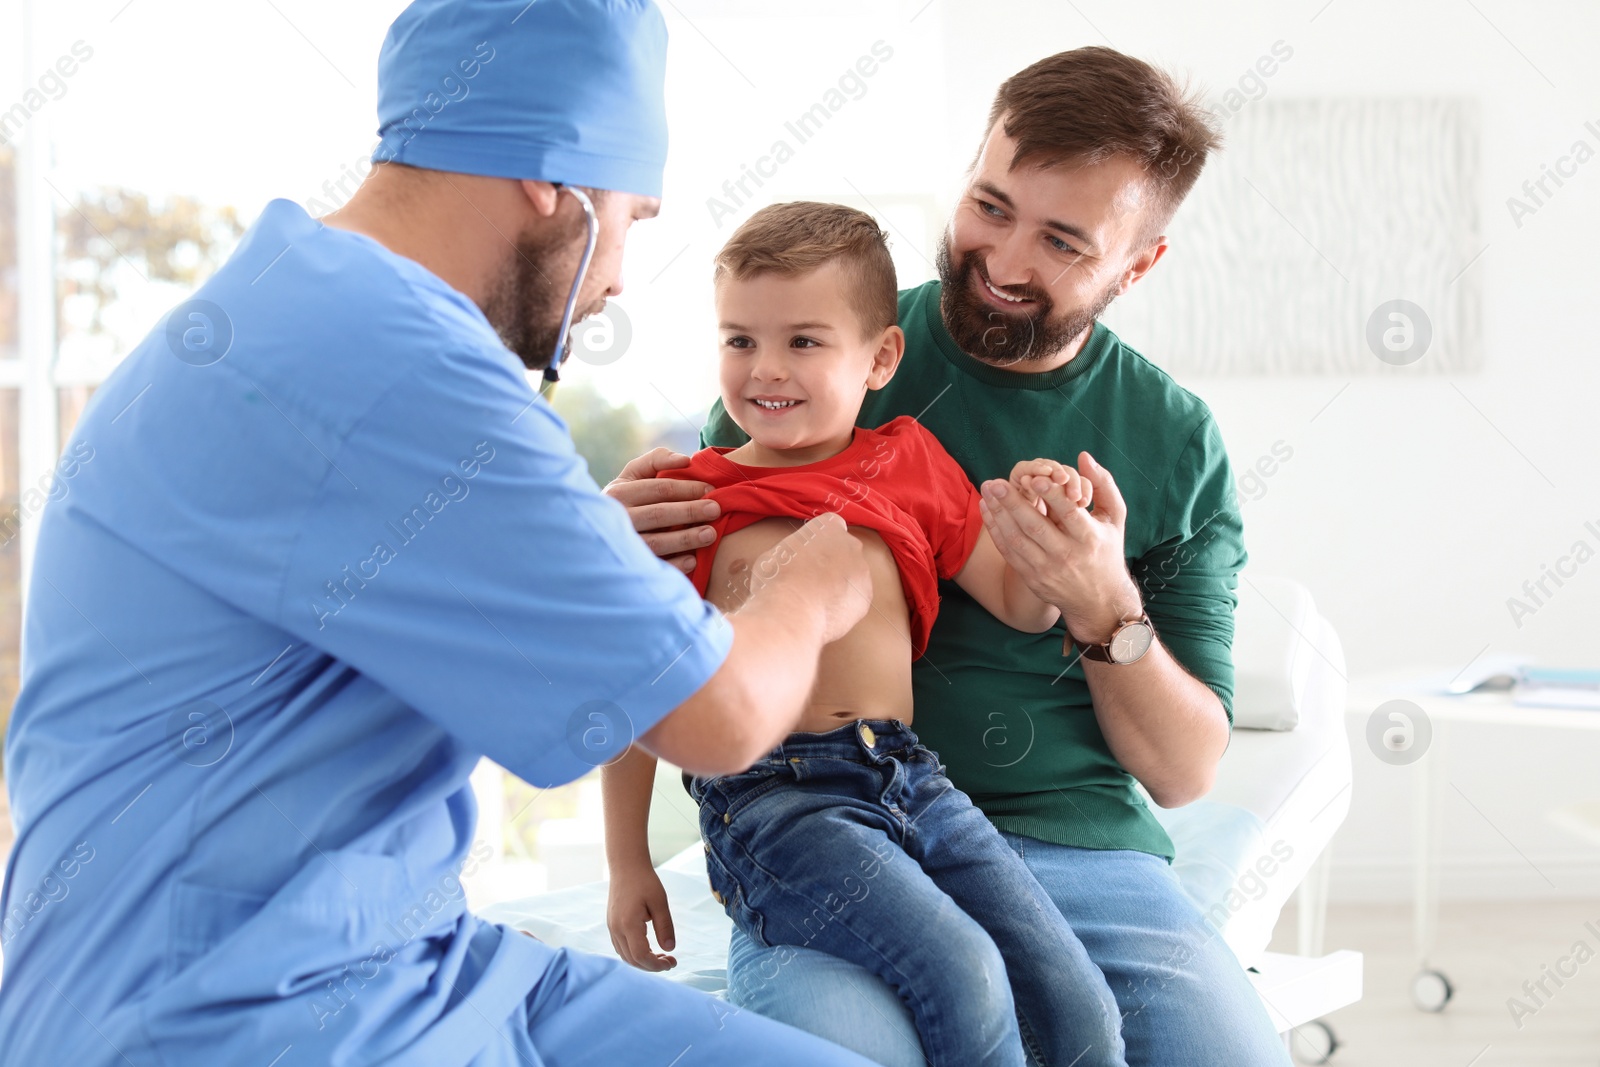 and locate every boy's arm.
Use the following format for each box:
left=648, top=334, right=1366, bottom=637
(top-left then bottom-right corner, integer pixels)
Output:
left=953, top=529, right=1062, bottom=633
left=952, top=459, right=1088, bottom=633
left=602, top=745, right=678, bottom=971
